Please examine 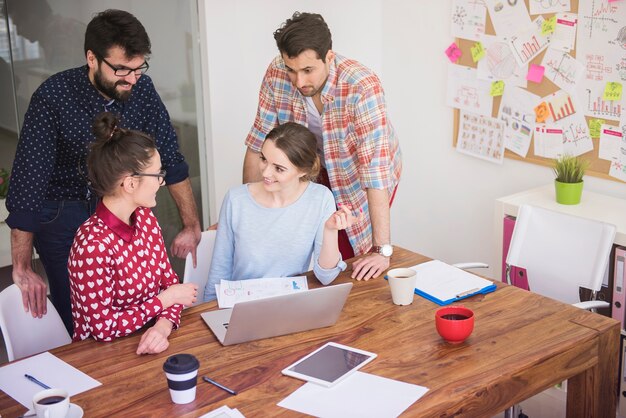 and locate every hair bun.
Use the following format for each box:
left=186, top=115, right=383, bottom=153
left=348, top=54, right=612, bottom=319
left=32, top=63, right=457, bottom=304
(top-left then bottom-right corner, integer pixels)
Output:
left=92, top=112, right=120, bottom=142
